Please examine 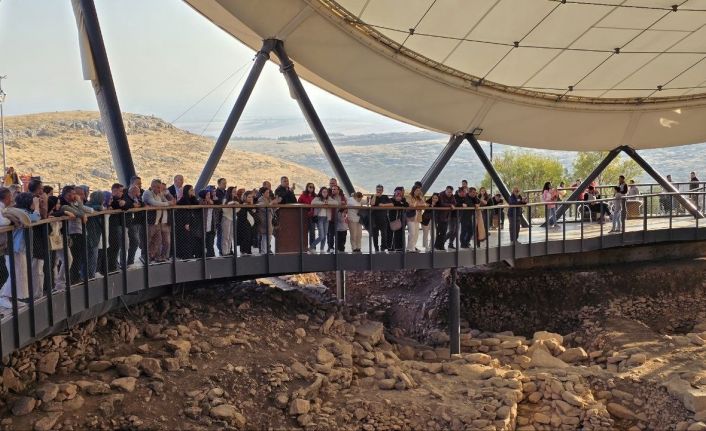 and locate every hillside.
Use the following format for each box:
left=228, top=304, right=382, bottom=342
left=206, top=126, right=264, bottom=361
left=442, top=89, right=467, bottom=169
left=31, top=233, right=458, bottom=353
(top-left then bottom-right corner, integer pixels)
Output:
left=2, top=111, right=333, bottom=191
